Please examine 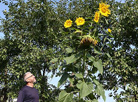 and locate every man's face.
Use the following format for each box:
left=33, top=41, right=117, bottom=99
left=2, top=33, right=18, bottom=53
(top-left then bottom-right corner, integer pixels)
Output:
left=25, top=73, right=36, bottom=83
